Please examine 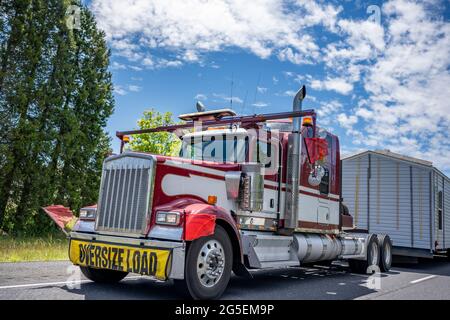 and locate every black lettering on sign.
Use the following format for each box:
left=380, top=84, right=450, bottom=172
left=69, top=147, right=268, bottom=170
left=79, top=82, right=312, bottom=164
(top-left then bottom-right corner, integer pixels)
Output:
left=101, top=247, right=108, bottom=268
left=126, top=250, right=132, bottom=273
left=79, top=244, right=85, bottom=263
left=95, top=246, right=101, bottom=268
left=133, top=251, right=141, bottom=274
left=89, top=245, right=94, bottom=266
left=118, top=248, right=124, bottom=271
left=149, top=252, right=157, bottom=276
left=108, top=247, right=112, bottom=269
left=141, top=252, right=149, bottom=275
left=111, top=248, right=118, bottom=270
